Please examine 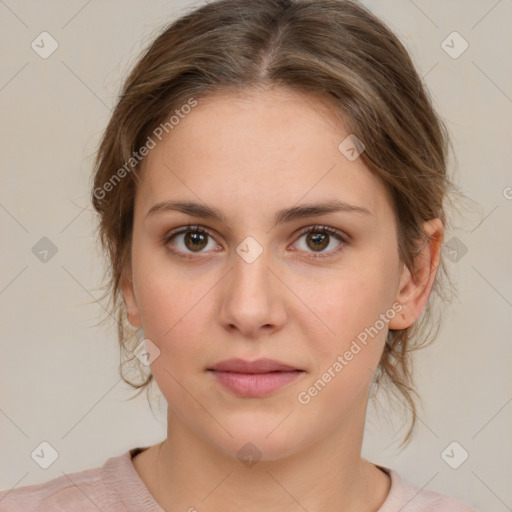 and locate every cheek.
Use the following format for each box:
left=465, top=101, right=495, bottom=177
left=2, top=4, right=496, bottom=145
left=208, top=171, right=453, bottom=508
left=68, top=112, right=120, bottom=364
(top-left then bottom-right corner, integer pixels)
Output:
left=134, top=274, right=210, bottom=406
left=300, top=264, right=393, bottom=351
left=131, top=235, right=208, bottom=332
left=292, top=273, right=393, bottom=423
left=136, top=273, right=208, bottom=344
